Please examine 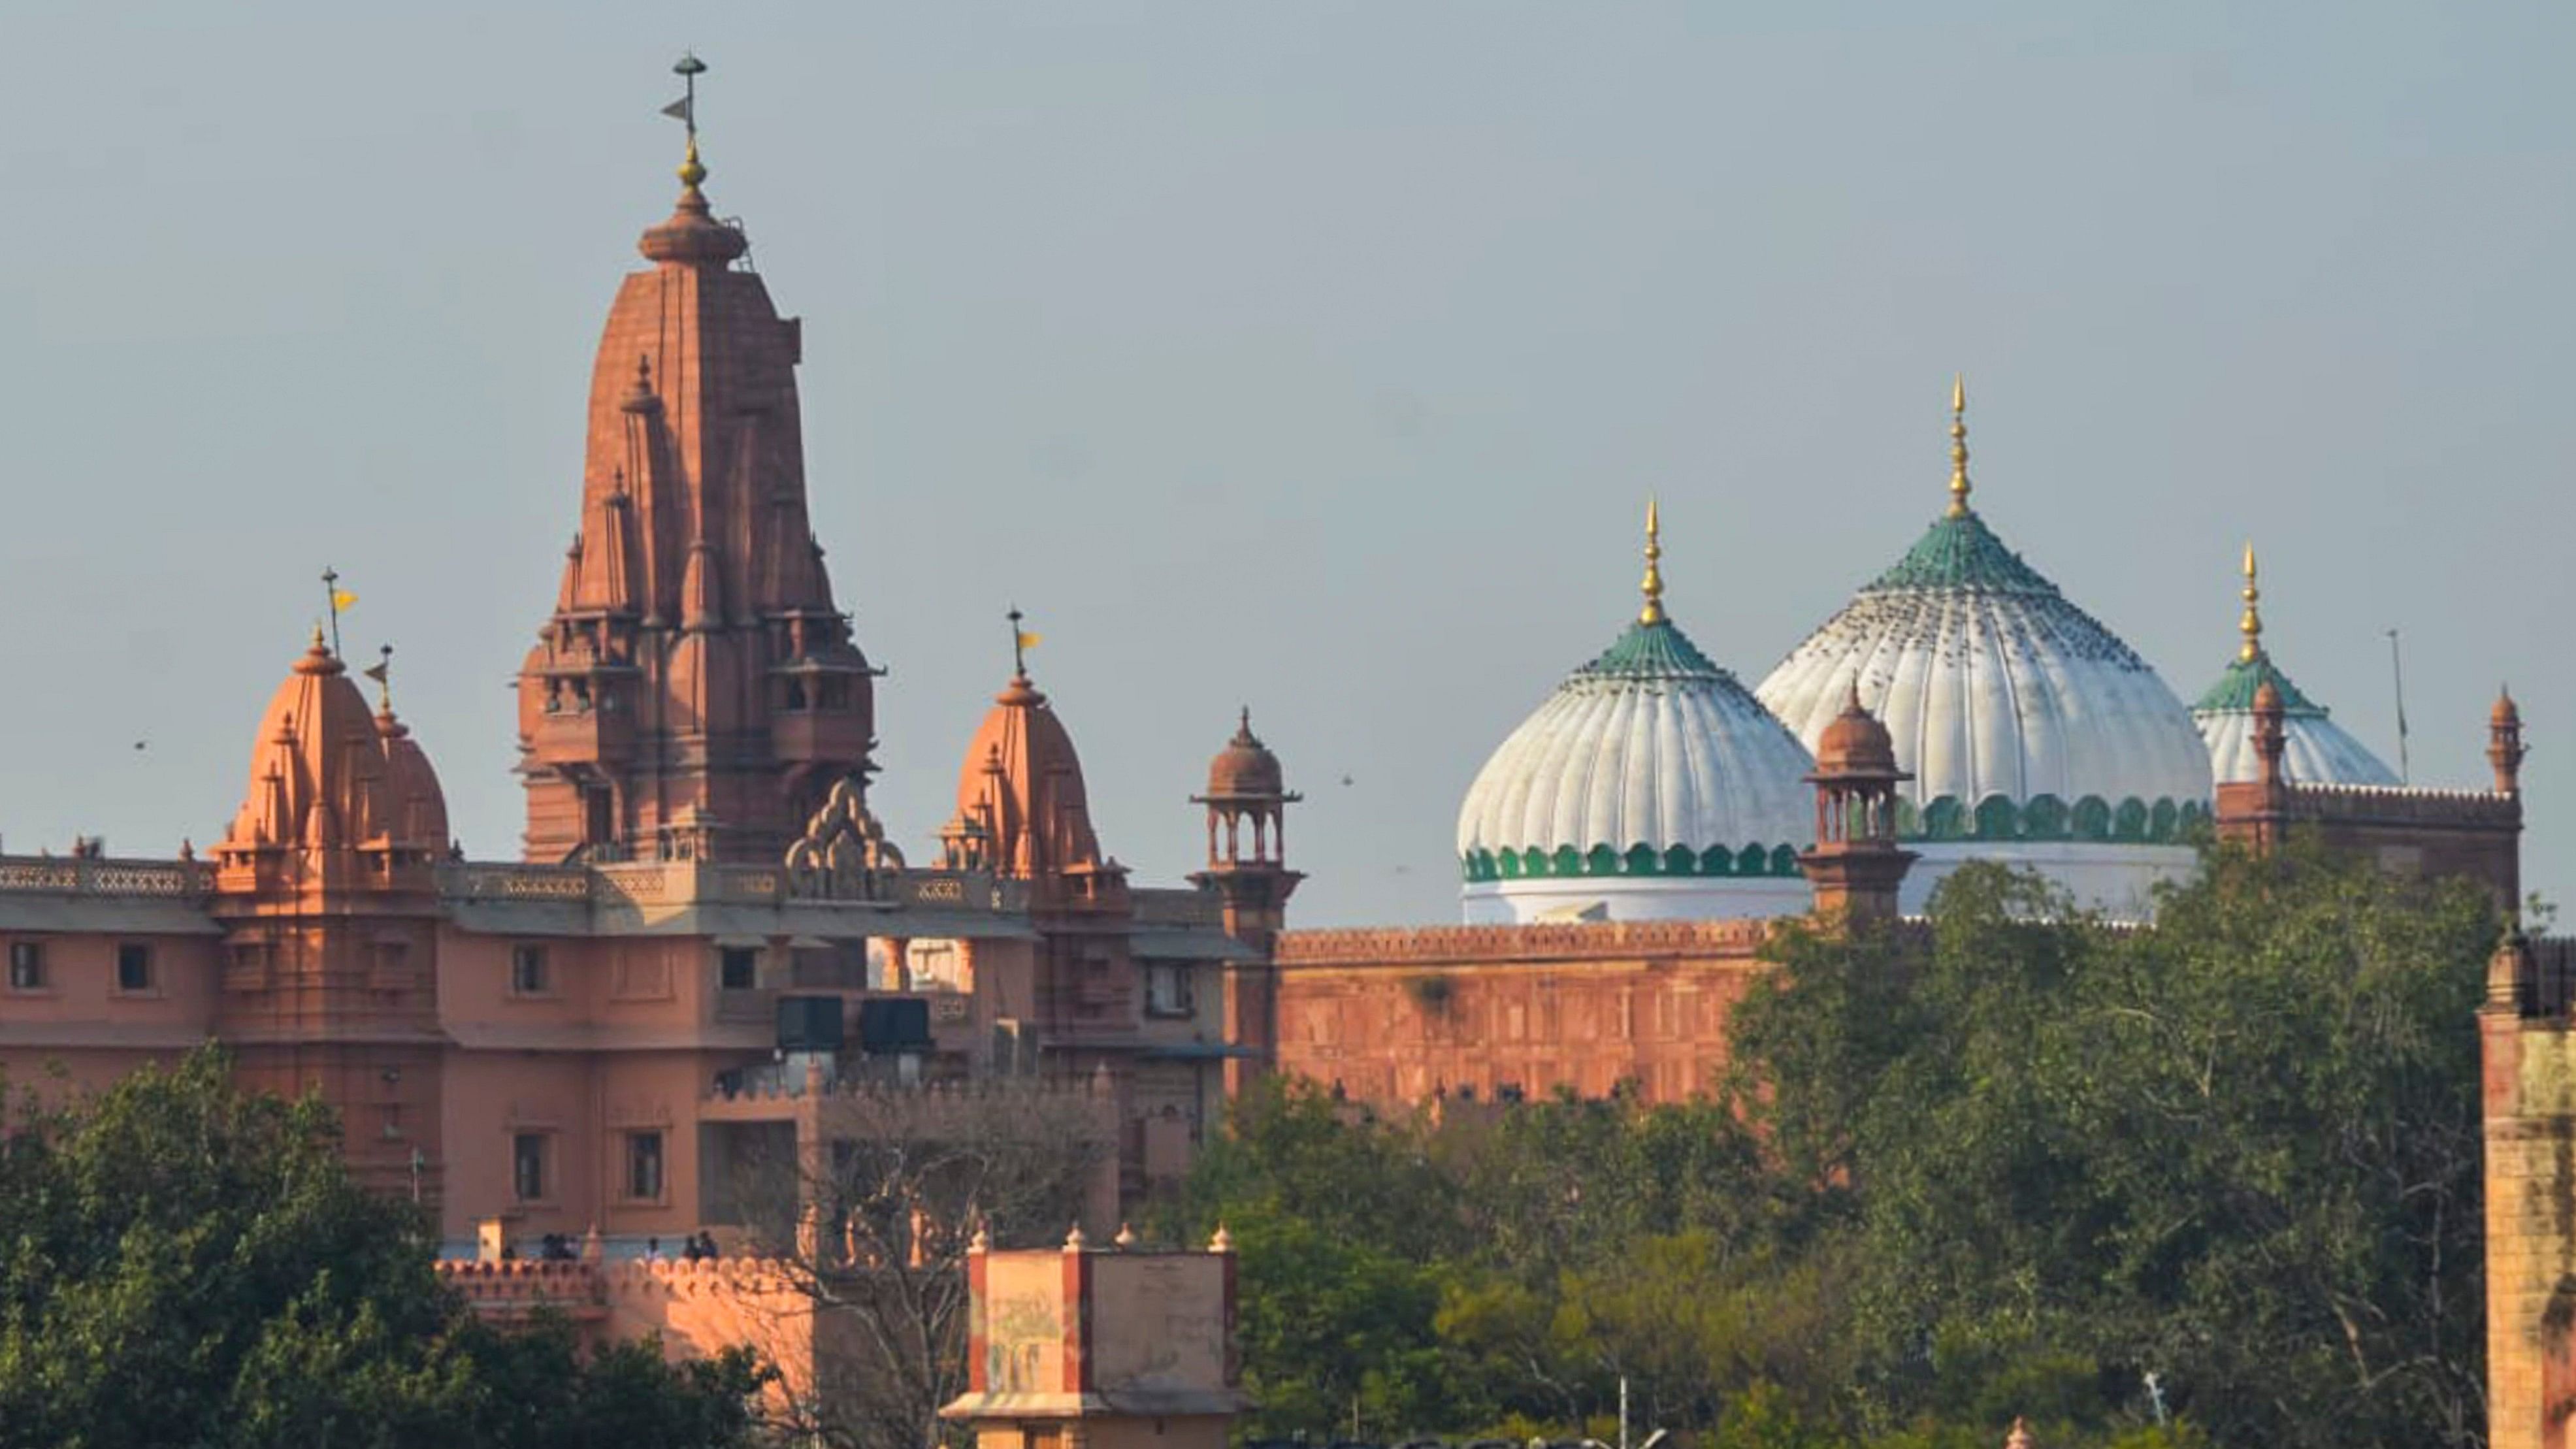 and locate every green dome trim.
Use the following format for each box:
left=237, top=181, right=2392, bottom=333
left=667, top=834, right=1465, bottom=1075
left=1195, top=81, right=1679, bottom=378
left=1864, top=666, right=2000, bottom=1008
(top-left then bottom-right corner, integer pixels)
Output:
left=1891, top=794, right=2209, bottom=845
left=2192, top=654, right=2326, bottom=717
left=1867, top=511, right=2061, bottom=594
left=1460, top=840, right=1802, bottom=884
left=1573, top=617, right=1729, bottom=681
